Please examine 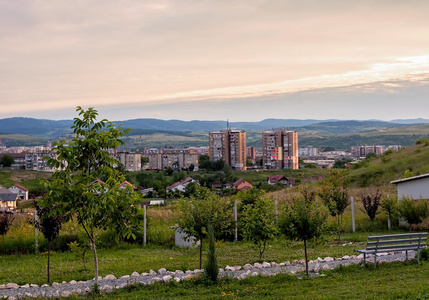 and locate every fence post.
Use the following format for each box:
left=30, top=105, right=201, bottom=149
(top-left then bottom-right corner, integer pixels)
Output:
left=35, top=211, right=39, bottom=254
left=144, top=204, right=147, bottom=246
left=351, top=196, right=356, bottom=233
left=234, top=201, right=238, bottom=242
